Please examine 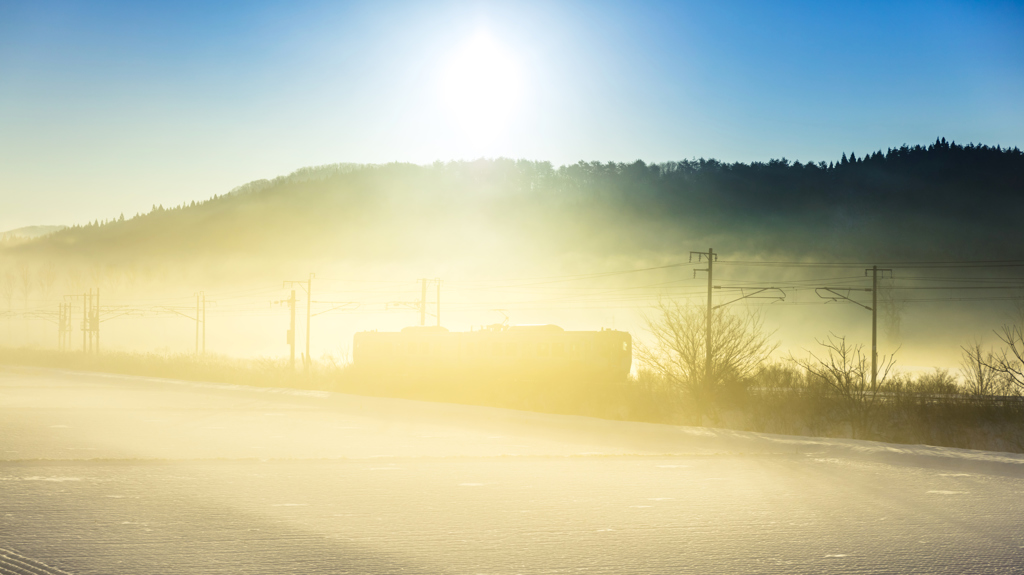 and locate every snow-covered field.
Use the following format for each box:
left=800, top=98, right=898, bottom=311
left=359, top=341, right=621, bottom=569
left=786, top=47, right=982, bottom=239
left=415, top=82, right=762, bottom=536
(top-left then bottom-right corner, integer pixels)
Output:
left=2, top=366, right=1023, bottom=574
